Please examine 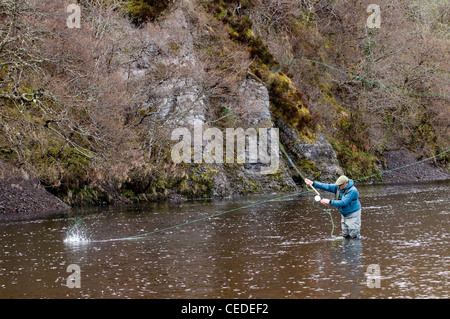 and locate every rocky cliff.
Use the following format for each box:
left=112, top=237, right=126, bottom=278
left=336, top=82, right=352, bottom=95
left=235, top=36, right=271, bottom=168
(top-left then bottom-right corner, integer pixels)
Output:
left=122, top=4, right=344, bottom=197
left=0, top=0, right=448, bottom=215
